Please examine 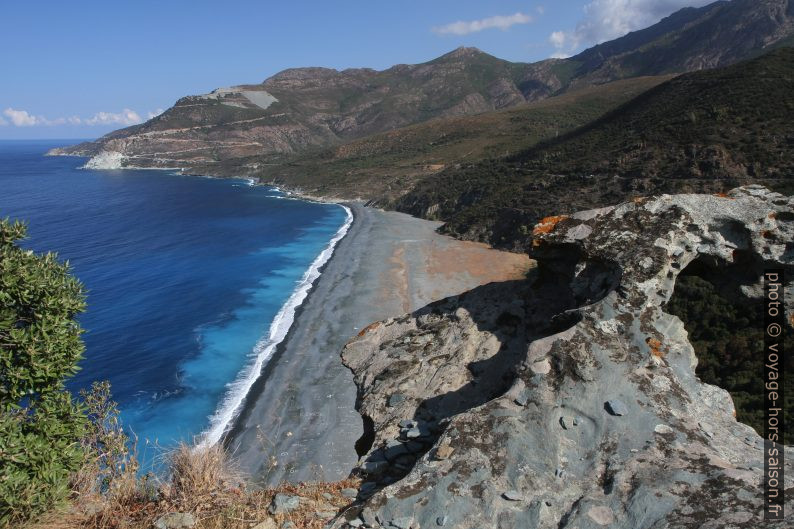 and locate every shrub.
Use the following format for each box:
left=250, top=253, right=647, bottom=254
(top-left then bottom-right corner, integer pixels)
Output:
left=0, top=219, right=89, bottom=525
